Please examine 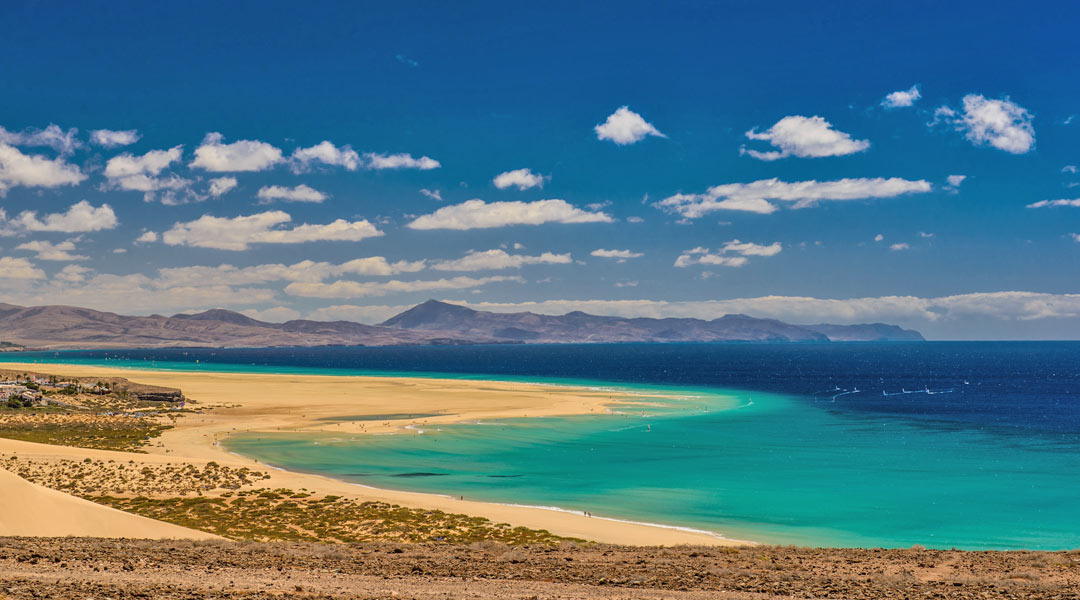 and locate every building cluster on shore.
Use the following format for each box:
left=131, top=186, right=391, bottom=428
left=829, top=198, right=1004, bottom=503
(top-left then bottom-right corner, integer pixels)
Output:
left=0, top=375, right=112, bottom=407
